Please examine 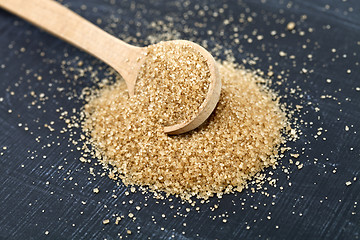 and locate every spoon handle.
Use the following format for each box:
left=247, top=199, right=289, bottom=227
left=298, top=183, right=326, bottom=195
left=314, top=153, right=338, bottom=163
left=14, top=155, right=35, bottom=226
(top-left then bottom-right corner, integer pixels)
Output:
left=0, top=0, right=142, bottom=85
